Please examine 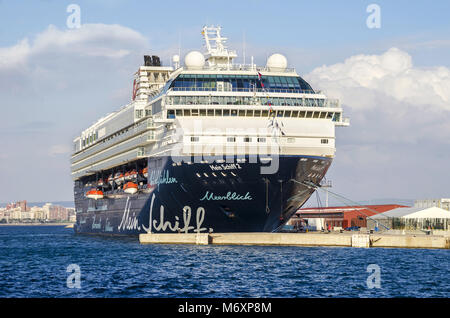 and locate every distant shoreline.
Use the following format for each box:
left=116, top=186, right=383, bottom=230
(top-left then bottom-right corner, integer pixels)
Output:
left=0, top=223, right=75, bottom=227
